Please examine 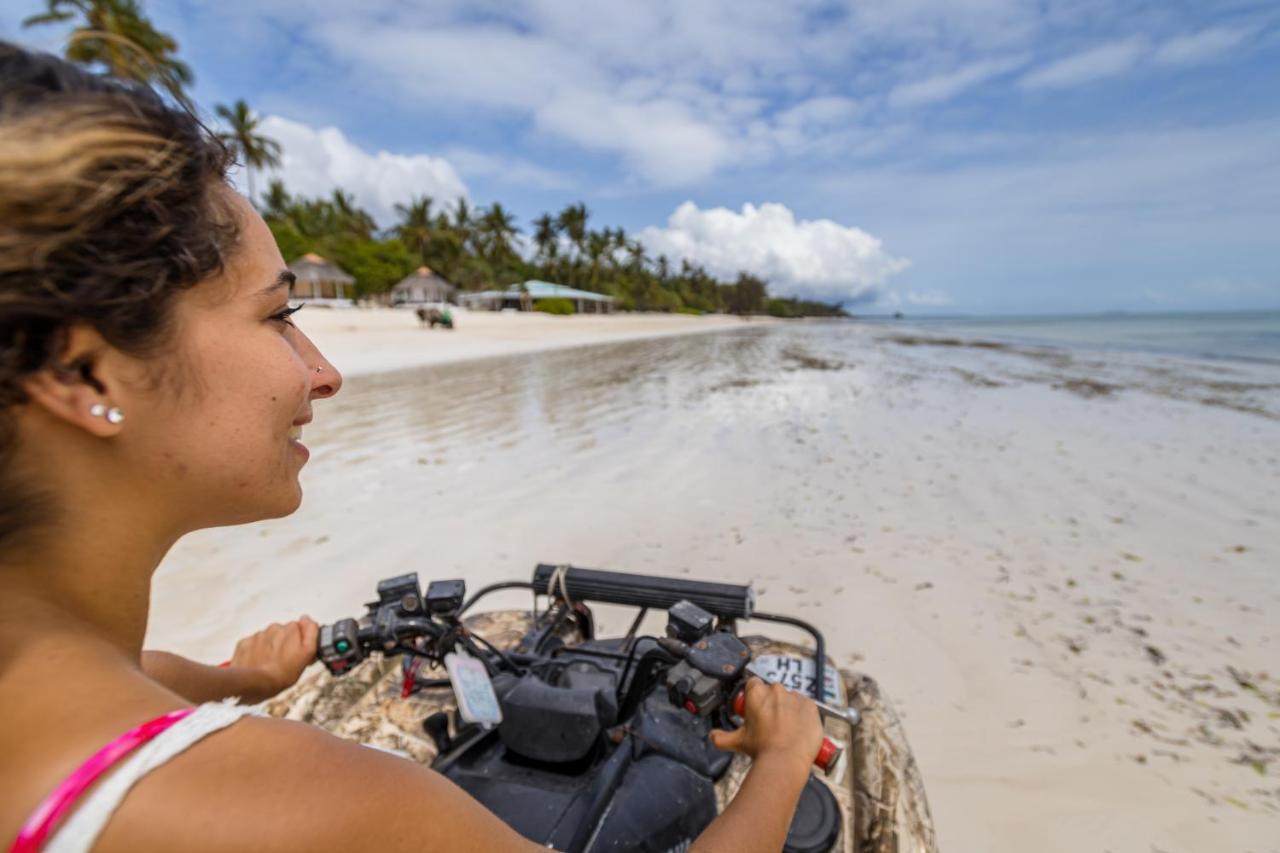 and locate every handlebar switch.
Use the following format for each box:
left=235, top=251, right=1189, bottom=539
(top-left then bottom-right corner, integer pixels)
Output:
left=666, top=632, right=752, bottom=716
left=425, top=579, right=466, bottom=617
left=318, top=618, right=365, bottom=675
left=377, top=573, right=423, bottom=614
left=666, top=599, right=714, bottom=644
left=667, top=662, right=722, bottom=715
